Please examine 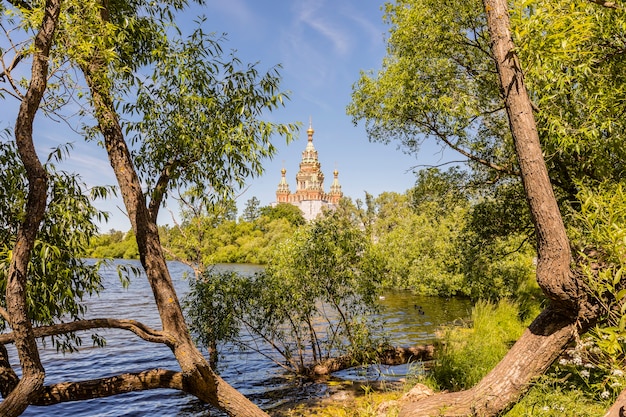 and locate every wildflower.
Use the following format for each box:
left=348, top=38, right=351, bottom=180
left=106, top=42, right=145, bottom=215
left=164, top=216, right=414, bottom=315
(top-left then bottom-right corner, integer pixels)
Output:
left=559, top=358, right=569, bottom=365
left=572, top=356, right=583, bottom=366
left=612, top=369, right=624, bottom=377
left=580, top=370, right=590, bottom=378
left=582, top=339, right=595, bottom=348
left=600, top=391, right=610, bottom=400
